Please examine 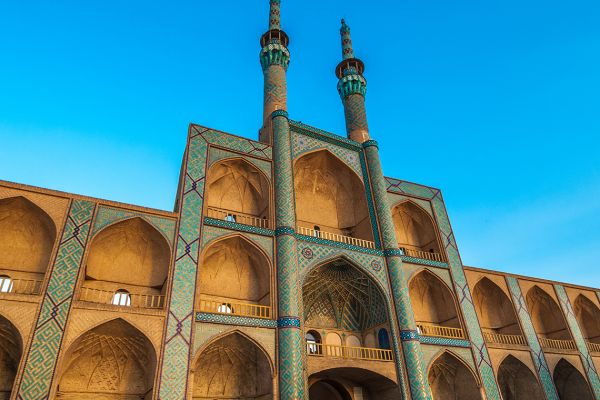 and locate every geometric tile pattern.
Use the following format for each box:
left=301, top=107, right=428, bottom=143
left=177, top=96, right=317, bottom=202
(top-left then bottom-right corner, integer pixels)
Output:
left=294, top=232, right=382, bottom=256
left=554, top=284, right=600, bottom=399
left=17, top=199, right=96, bottom=400
left=400, top=255, right=448, bottom=269
left=418, top=335, right=471, bottom=348
left=195, top=312, right=277, bottom=328
left=203, top=216, right=275, bottom=237
left=506, top=277, right=559, bottom=400
left=289, top=120, right=361, bottom=151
